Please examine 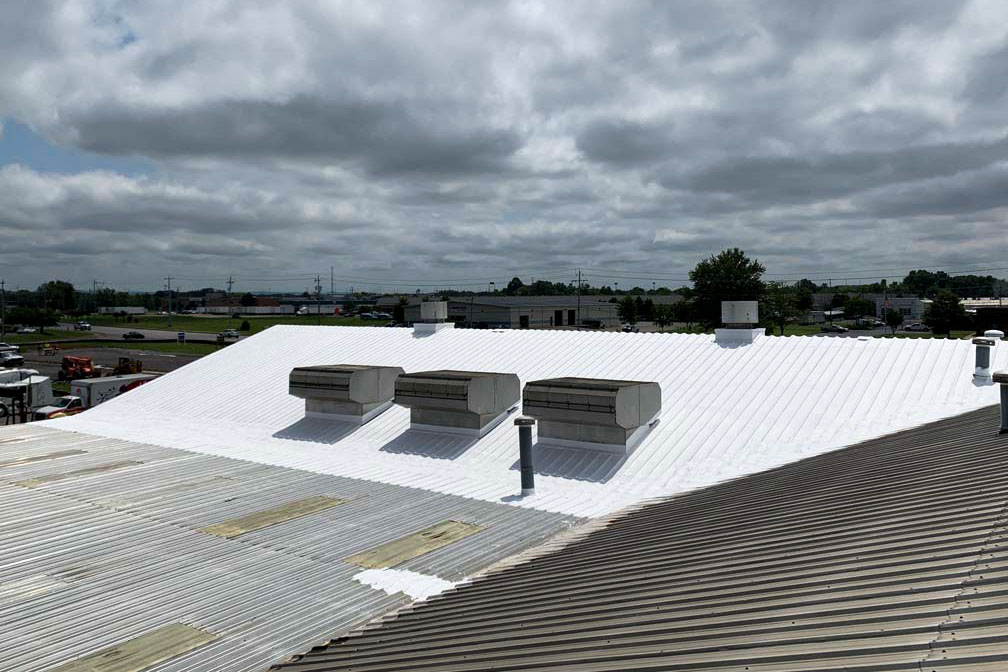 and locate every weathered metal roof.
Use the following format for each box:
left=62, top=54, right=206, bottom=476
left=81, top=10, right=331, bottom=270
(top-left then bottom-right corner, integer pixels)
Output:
left=0, top=424, right=576, bottom=672
left=275, top=405, right=1008, bottom=672
left=51, top=325, right=1008, bottom=518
